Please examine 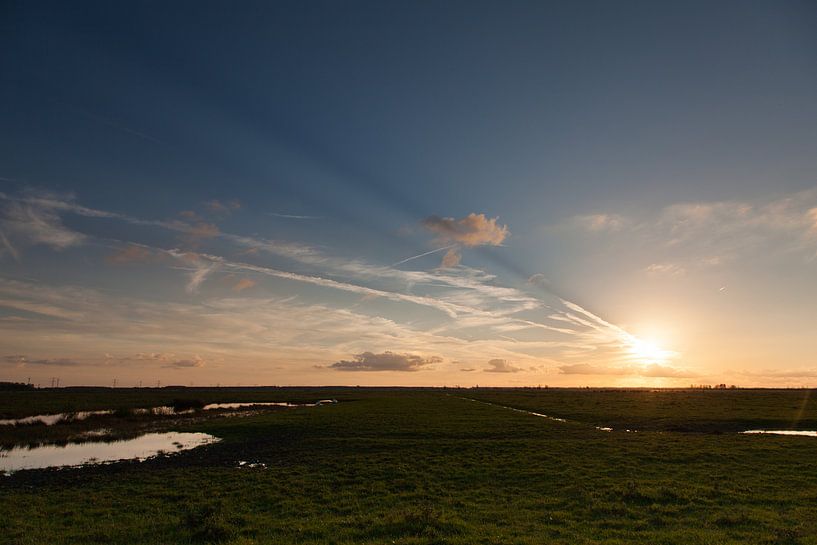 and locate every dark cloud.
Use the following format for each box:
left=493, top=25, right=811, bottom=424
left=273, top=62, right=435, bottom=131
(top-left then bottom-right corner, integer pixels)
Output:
left=329, top=351, right=442, bottom=372
left=162, top=356, right=205, bottom=369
